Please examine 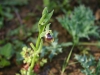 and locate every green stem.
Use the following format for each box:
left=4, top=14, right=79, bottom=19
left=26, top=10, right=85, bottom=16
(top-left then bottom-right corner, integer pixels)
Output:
left=61, top=45, right=74, bottom=75
left=78, top=42, right=99, bottom=46
left=65, top=45, right=74, bottom=64
left=27, top=58, right=35, bottom=75
left=28, top=40, right=43, bottom=75
left=36, top=35, right=41, bottom=49
left=36, top=24, right=45, bottom=49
